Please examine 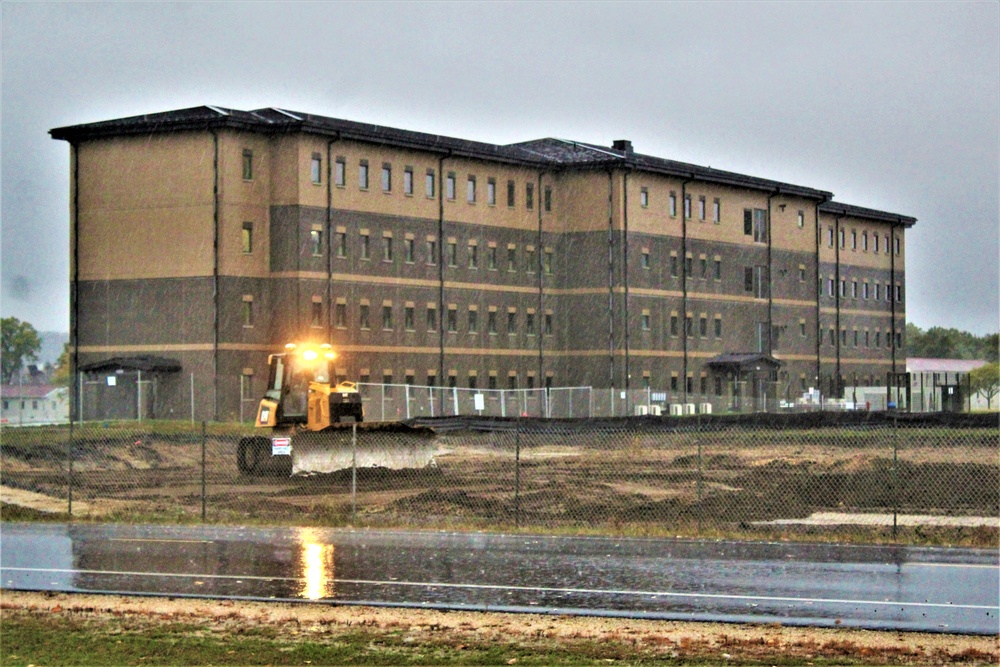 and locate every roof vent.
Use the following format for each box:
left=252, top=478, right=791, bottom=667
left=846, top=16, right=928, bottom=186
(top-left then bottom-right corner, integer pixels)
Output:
left=612, top=139, right=633, bottom=154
